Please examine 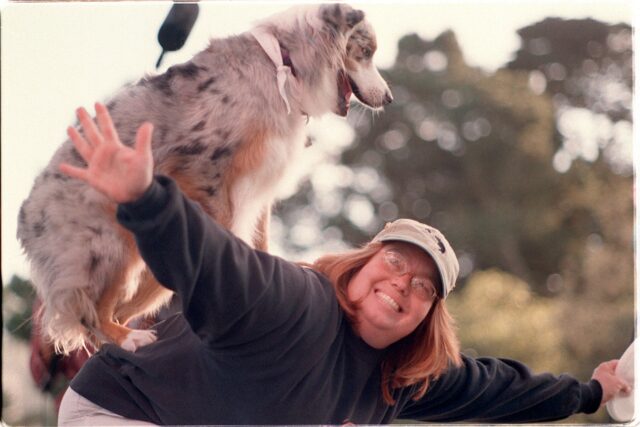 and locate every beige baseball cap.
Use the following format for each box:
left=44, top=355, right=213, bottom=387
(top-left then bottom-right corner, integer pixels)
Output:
left=372, top=218, right=459, bottom=299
